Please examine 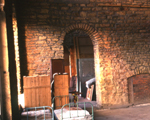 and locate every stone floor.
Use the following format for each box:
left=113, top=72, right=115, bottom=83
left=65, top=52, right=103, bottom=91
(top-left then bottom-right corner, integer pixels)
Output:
left=79, top=97, right=150, bottom=120
left=94, top=103, right=150, bottom=120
